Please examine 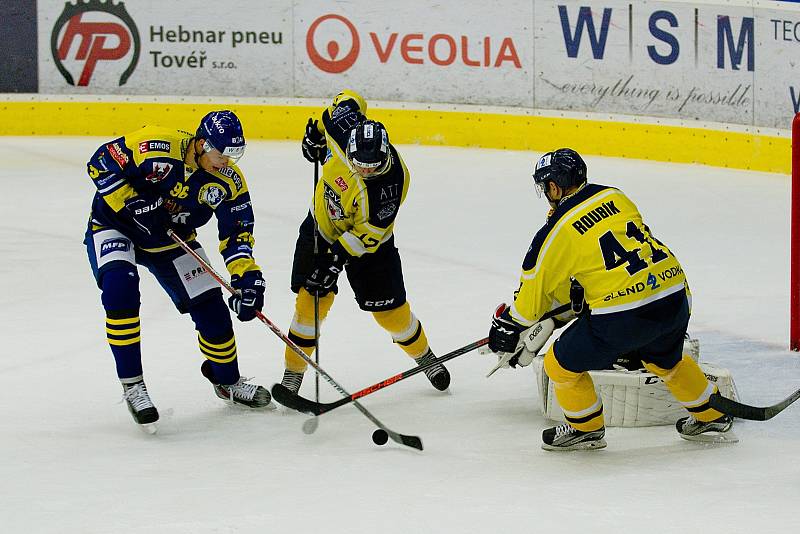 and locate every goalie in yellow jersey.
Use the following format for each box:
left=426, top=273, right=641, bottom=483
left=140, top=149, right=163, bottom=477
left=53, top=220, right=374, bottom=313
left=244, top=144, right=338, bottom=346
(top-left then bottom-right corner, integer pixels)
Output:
left=487, top=148, right=735, bottom=450
left=278, top=90, right=450, bottom=394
